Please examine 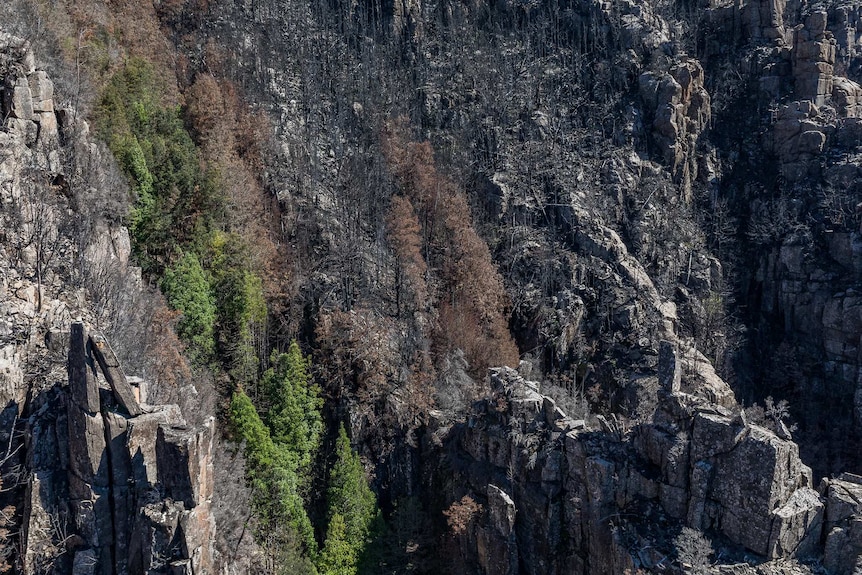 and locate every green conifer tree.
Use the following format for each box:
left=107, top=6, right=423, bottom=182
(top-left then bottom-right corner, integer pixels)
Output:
left=262, top=341, right=324, bottom=469
left=322, top=424, right=379, bottom=575
left=319, top=513, right=358, bottom=575
left=161, top=250, right=216, bottom=365
left=230, top=389, right=317, bottom=555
